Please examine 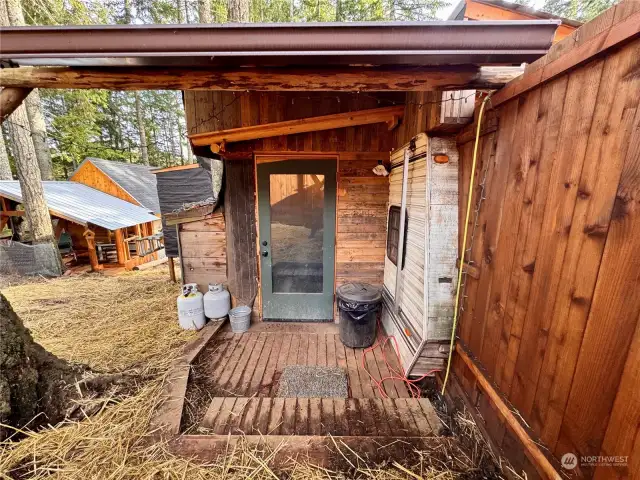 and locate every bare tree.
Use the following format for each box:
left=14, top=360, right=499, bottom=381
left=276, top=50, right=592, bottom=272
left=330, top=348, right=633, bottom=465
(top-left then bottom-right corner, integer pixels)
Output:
left=6, top=0, right=54, bottom=180
left=199, top=0, right=213, bottom=22
left=0, top=128, right=11, bottom=180
left=228, top=0, right=249, bottom=22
